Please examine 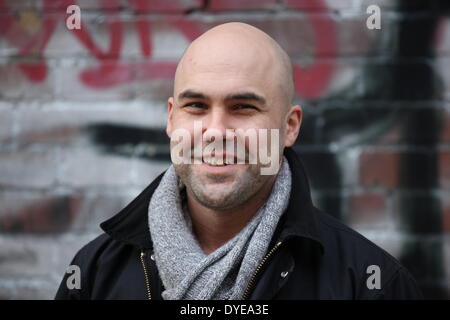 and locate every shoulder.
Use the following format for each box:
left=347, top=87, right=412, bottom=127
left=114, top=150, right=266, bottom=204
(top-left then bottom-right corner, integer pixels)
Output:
left=75, top=232, right=112, bottom=257
left=70, top=231, right=142, bottom=276
left=54, top=232, right=132, bottom=299
left=314, top=209, right=423, bottom=299
left=317, top=209, right=401, bottom=267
